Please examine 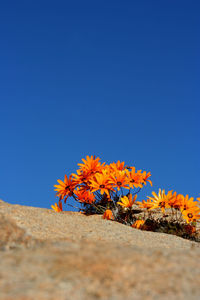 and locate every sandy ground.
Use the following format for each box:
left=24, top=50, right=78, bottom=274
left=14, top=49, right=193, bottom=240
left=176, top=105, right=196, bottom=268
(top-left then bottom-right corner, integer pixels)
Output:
left=0, top=199, right=200, bottom=300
